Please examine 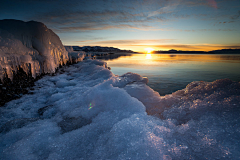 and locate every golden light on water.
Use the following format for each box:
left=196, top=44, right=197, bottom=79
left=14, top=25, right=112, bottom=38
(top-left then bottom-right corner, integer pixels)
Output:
left=144, top=48, right=154, bottom=53
left=105, top=54, right=240, bottom=69
left=145, top=54, right=152, bottom=59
